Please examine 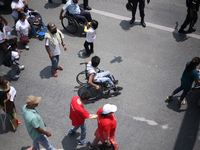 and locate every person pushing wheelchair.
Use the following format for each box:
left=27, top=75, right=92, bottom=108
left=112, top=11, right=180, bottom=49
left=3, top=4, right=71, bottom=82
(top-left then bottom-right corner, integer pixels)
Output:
left=85, top=56, right=123, bottom=93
